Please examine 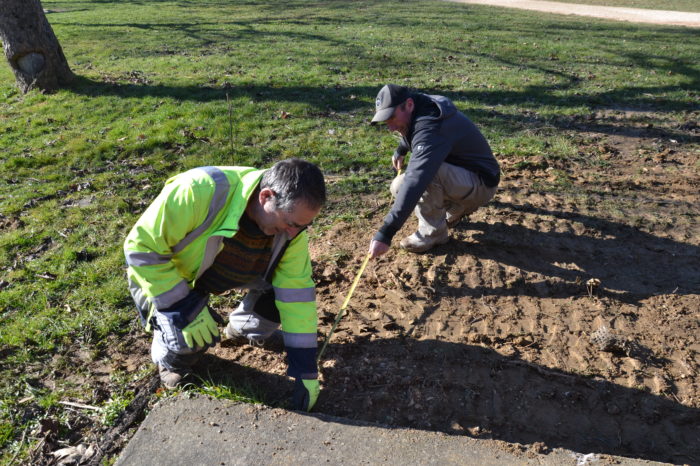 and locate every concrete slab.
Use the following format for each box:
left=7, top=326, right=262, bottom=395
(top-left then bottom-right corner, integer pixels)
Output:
left=116, top=394, right=668, bottom=465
